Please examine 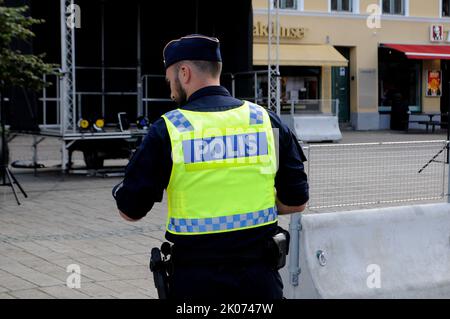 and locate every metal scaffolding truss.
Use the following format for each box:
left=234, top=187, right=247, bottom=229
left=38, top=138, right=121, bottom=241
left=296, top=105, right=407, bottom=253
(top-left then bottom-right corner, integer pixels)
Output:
left=58, top=0, right=280, bottom=132
left=60, top=0, right=76, bottom=134
left=58, top=0, right=144, bottom=136
left=268, top=0, right=281, bottom=116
